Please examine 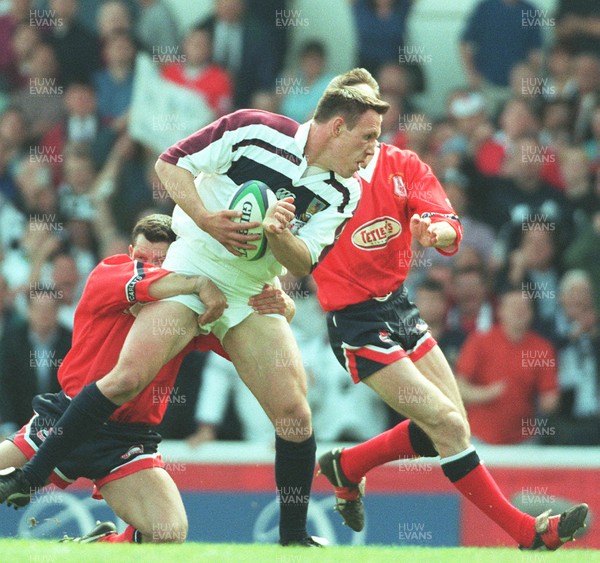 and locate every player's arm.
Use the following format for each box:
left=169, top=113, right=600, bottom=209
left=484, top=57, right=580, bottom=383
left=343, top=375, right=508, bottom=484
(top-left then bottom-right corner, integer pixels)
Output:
left=155, top=113, right=262, bottom=255
left=147, top=272, right=204, bottom=299
left=87, top=259, right=226, bottom=324
left=266, top=222, right=313, bottom=279
left=456, top=376, right=506, bottom=405
left=265, top=231, right=313, bottom=278
left=148, top=273, right=227, bottom=325
left=265, top=178, right=360, bottom=277
left=262, top=196, right=312, bottom=276
left=406, top=151, right=463, bottom=255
